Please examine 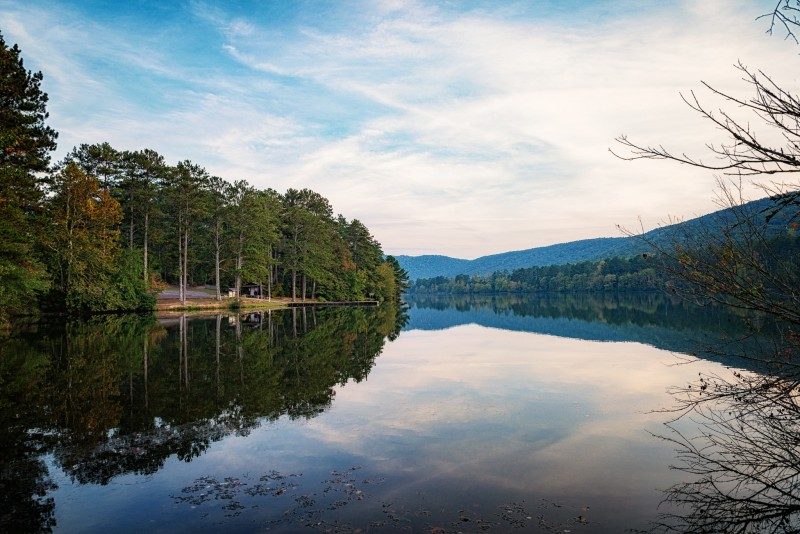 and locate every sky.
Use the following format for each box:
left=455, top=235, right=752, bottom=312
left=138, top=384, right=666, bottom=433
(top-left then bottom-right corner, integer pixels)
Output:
left=1, top=0, right=797, bottom=258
